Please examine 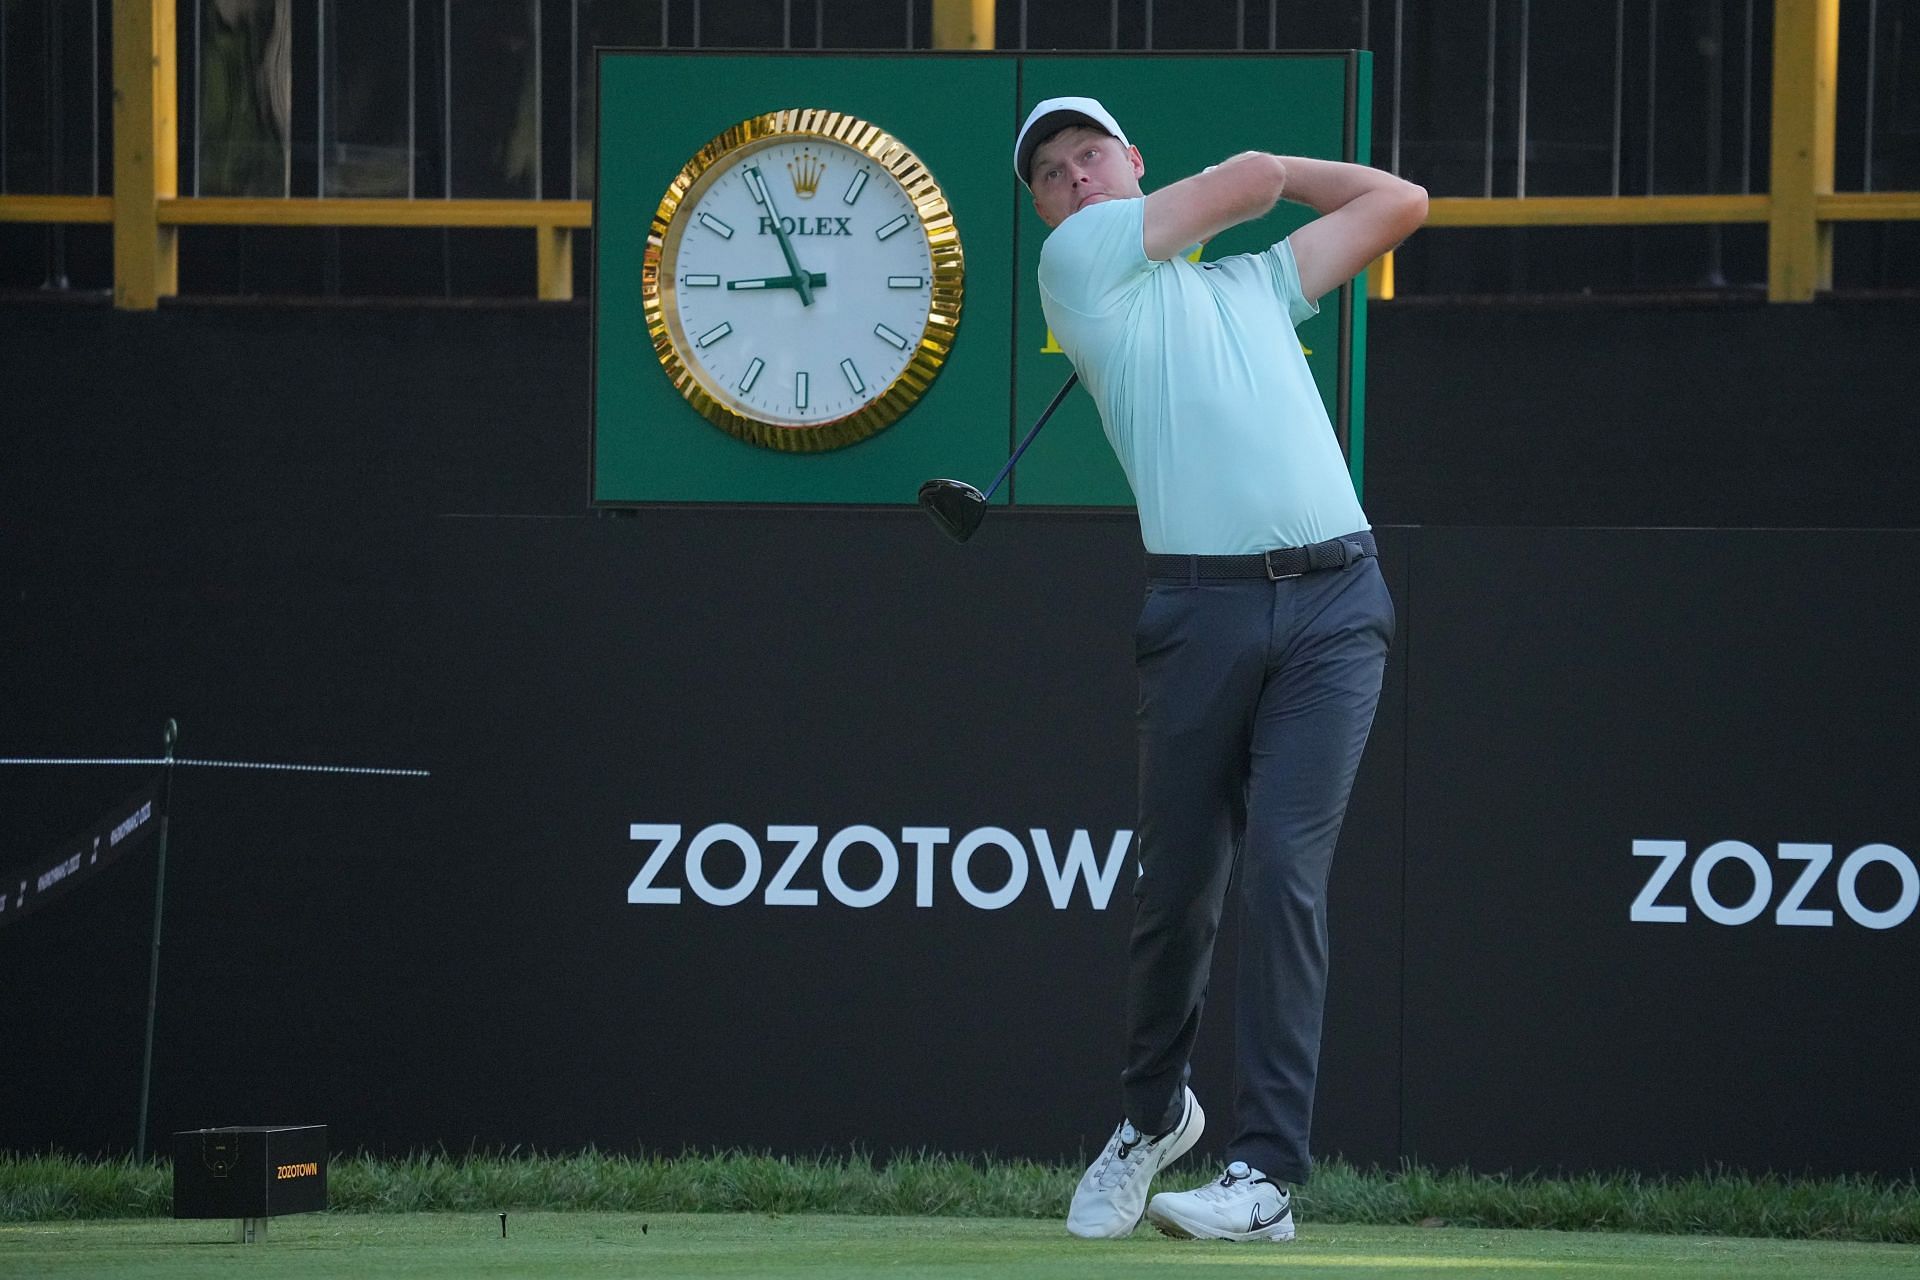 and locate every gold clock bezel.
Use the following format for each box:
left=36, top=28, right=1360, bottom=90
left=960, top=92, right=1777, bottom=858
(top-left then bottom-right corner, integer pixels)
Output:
left=641, top=108, right=965, bottom=453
